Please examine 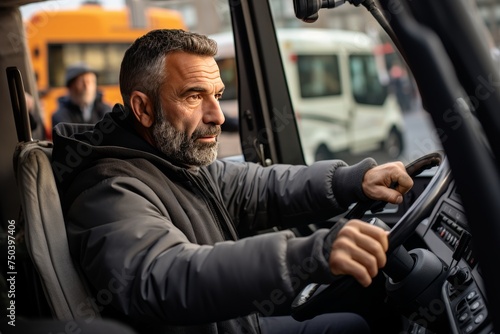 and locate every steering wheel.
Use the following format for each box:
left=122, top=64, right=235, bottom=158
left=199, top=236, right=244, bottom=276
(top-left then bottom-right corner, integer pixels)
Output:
left=291, top=151, right=453, bottom=320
